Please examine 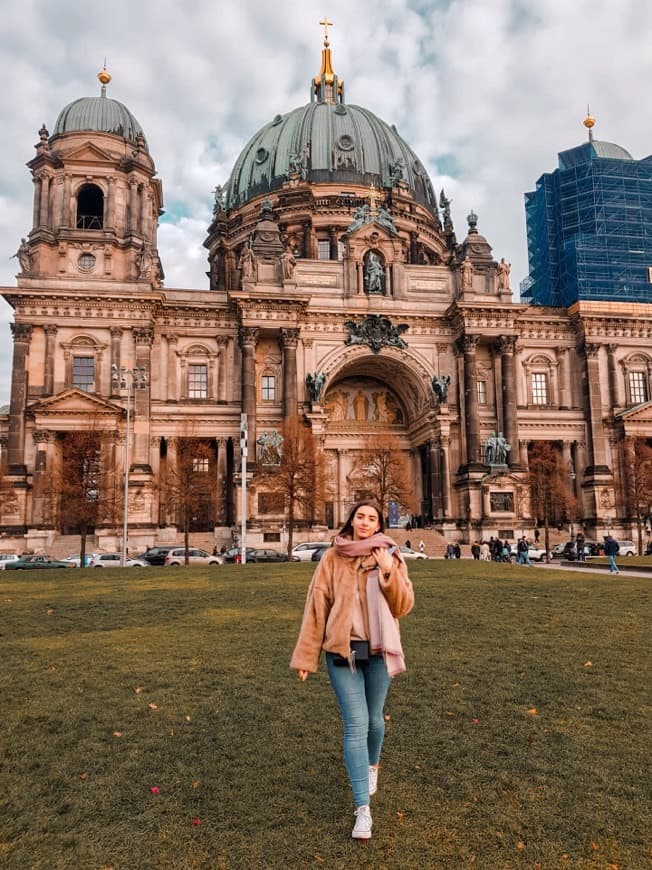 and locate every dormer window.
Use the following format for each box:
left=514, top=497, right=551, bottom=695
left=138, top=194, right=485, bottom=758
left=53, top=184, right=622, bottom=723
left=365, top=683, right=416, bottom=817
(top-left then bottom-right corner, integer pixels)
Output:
left=76, top=183, right=104, bottom=229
